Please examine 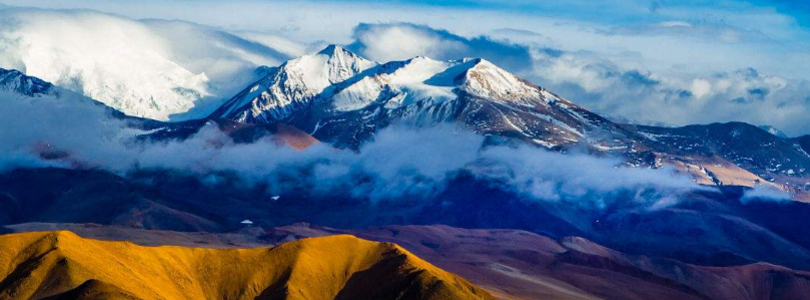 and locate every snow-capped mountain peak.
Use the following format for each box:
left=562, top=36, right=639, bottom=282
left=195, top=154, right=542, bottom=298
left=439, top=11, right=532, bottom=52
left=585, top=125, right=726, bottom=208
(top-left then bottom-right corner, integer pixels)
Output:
left=317, top=45, right=377, bottom=84
left=456, top=58, right=543, bottom=104
left=212, top=45, right=378, bottom=122
left=0, top=68, right=55, bottom=97
left=286, top=44, right=377, bottom=89
left=213, top=49, right=618, bottom=149
left=216, top=49, right=563, bottom=123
